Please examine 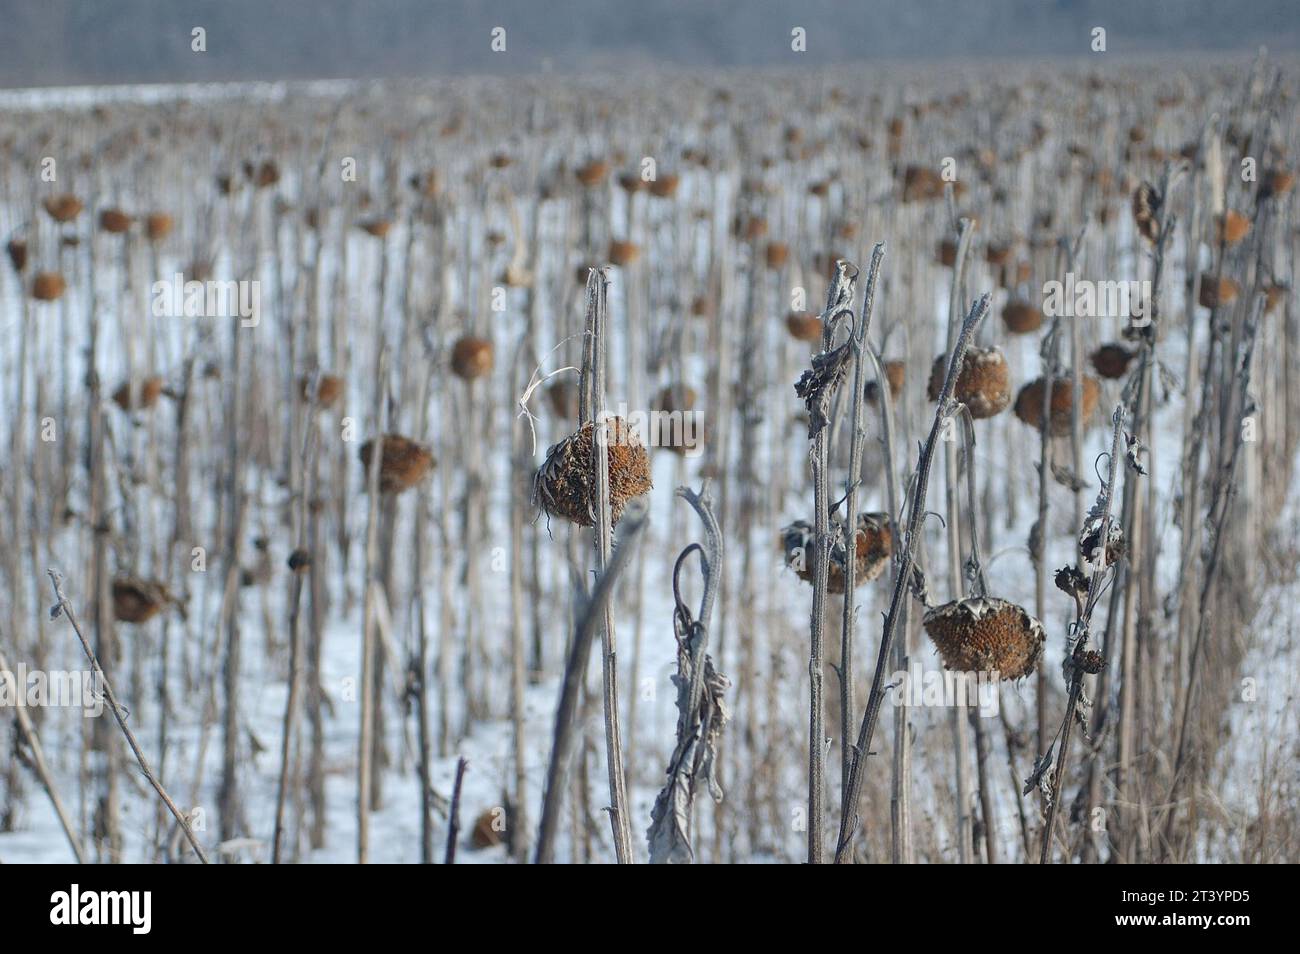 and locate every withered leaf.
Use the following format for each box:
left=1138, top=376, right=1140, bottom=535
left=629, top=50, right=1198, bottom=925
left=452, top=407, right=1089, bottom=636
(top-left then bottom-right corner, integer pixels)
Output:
left=794, top=340, right=853, bottom=437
